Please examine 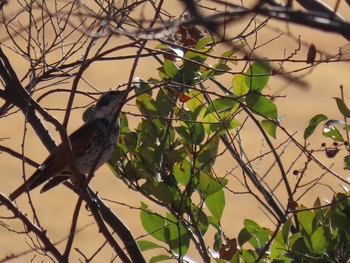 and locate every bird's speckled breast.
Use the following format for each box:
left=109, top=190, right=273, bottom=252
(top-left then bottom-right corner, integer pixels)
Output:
left=77, top=118, right=120, bottom=174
